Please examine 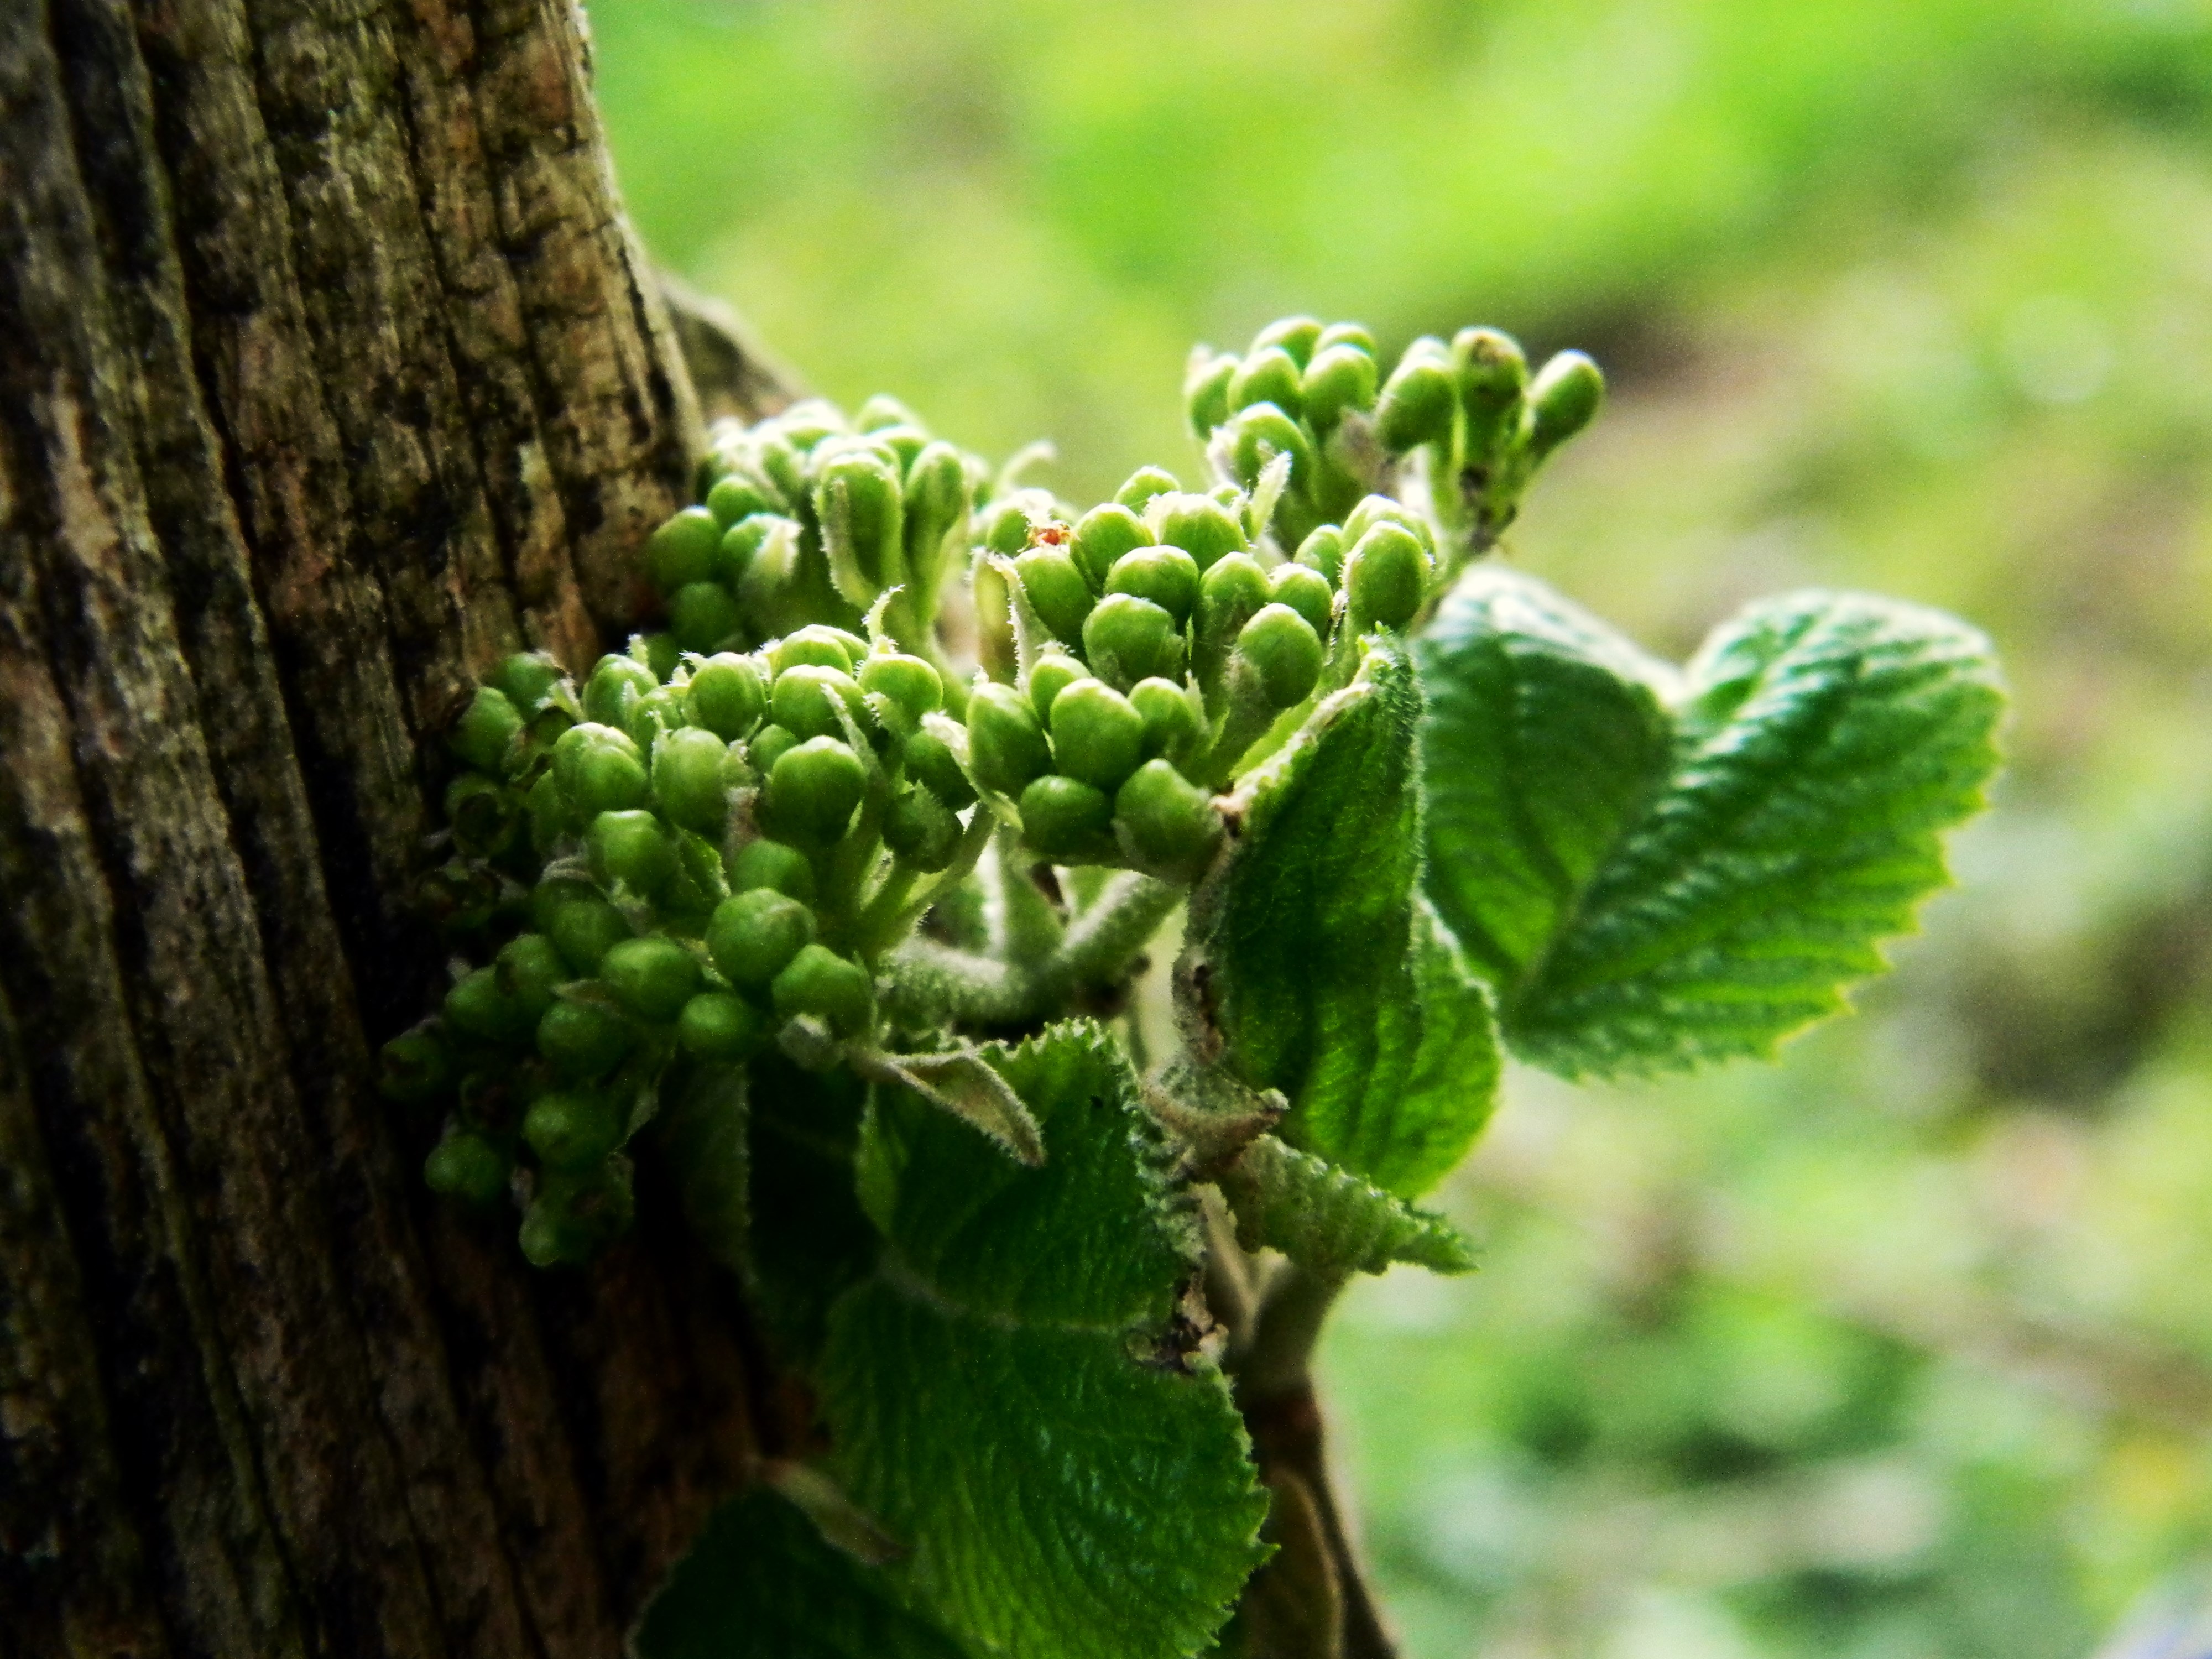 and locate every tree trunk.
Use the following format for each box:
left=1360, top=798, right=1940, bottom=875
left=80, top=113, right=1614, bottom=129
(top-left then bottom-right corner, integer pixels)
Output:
left=0, top=3, right=789, bottom=1652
